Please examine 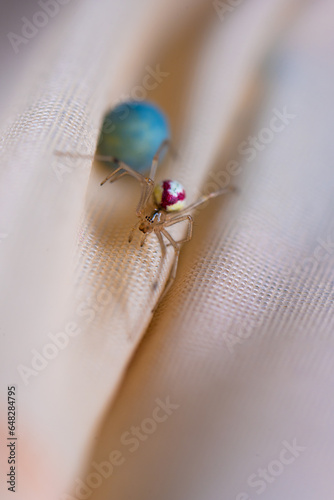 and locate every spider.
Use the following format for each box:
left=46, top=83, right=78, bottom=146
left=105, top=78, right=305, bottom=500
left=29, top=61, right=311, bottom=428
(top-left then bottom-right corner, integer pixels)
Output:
left=56, top=142, right=234, bottom=307
left=99, top=140, right=233, bottom=305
